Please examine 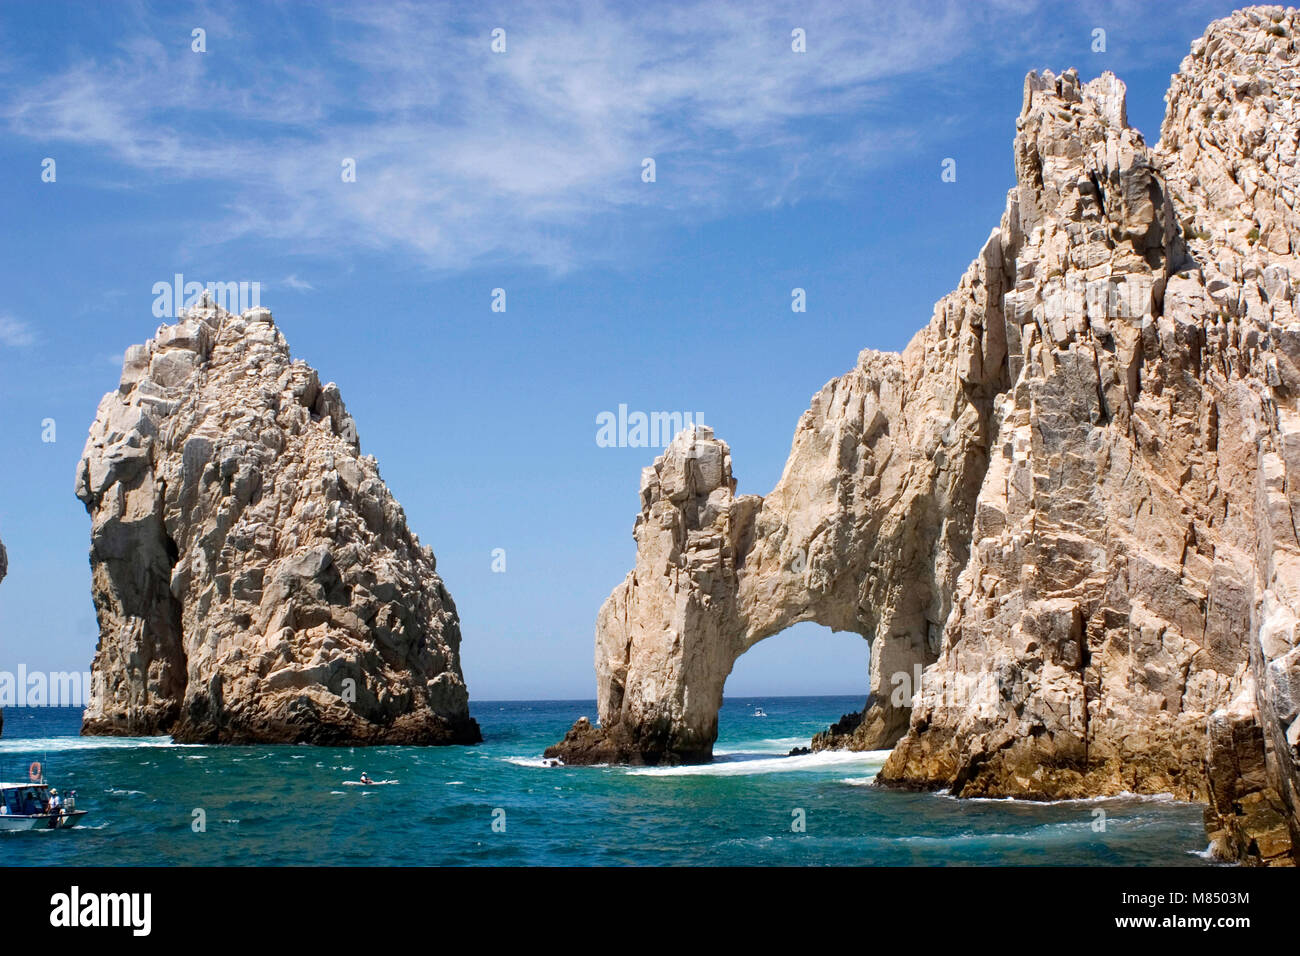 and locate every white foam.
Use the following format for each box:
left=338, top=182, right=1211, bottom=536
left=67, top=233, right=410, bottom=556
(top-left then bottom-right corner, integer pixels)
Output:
left=715, top=736, right=816, bottom=755
left=626, top=749, right=888, bottom=777
left=942, top=790, right=1193, bottom=807
left=0, top=736, right=199, bottom=754
left=504, top=756, right=558, bottom=768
